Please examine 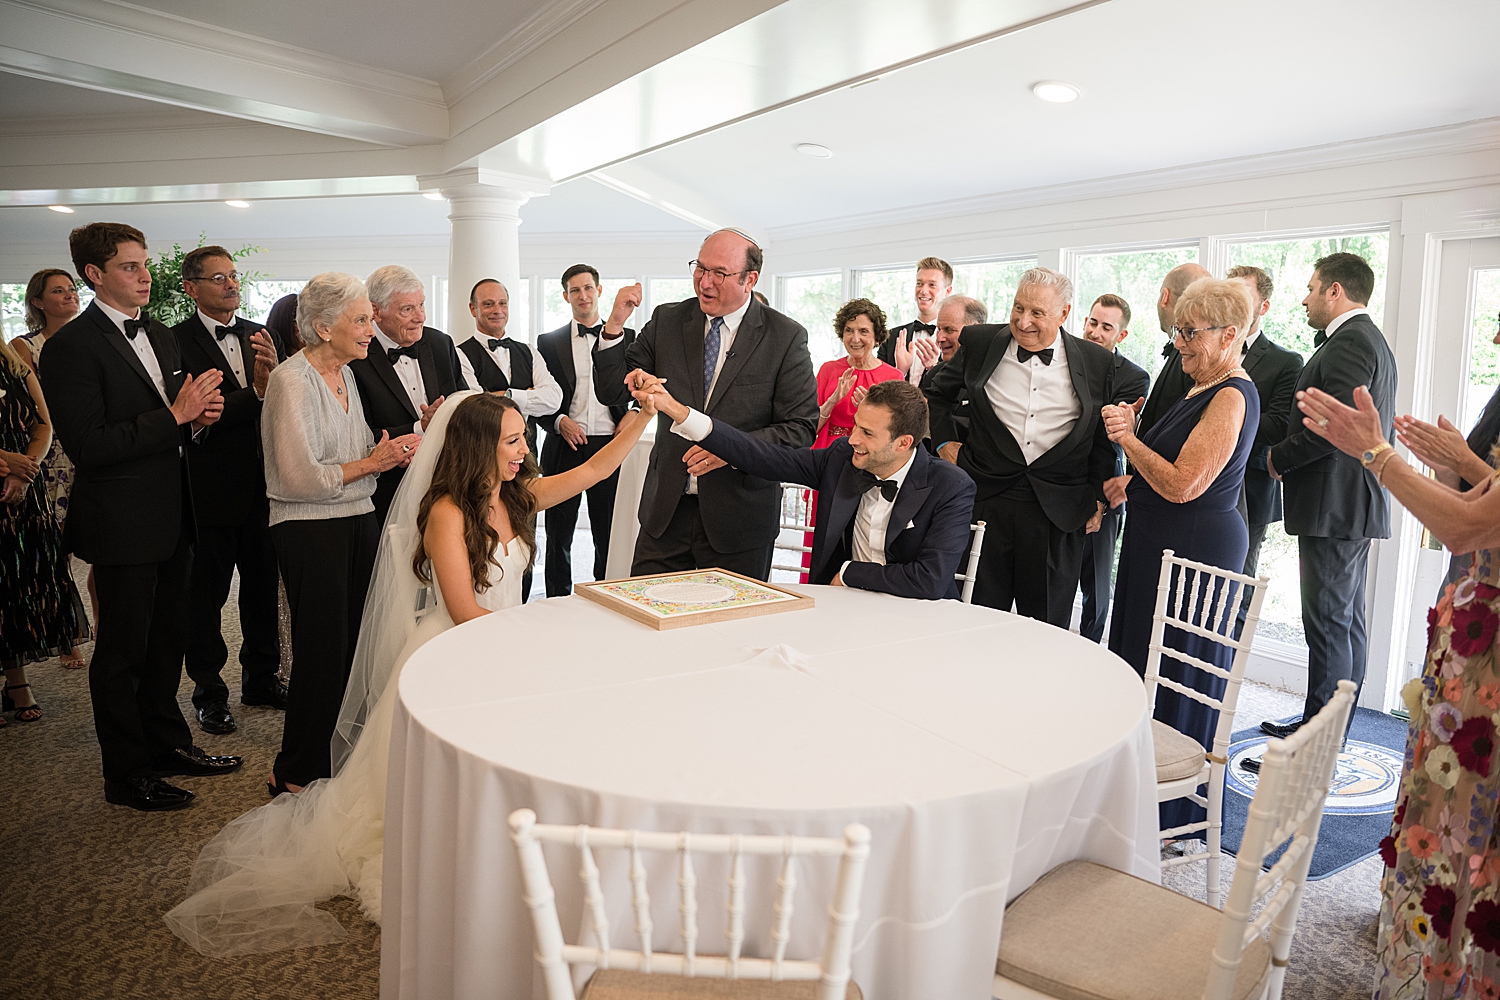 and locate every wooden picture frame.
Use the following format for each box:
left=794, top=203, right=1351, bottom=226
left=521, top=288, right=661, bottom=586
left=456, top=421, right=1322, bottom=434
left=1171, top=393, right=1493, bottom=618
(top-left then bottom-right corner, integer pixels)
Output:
left=573, top=568, right=815, bottom=630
